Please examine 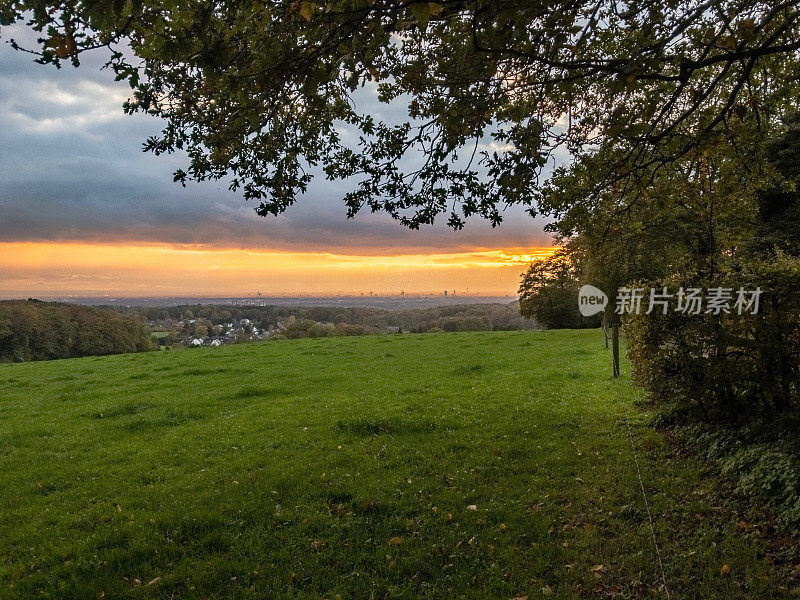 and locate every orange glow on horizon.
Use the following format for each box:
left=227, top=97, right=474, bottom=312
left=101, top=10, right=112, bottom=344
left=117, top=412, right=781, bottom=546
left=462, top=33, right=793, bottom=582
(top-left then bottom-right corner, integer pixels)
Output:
left=0, top=242, right=556, bottom=297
